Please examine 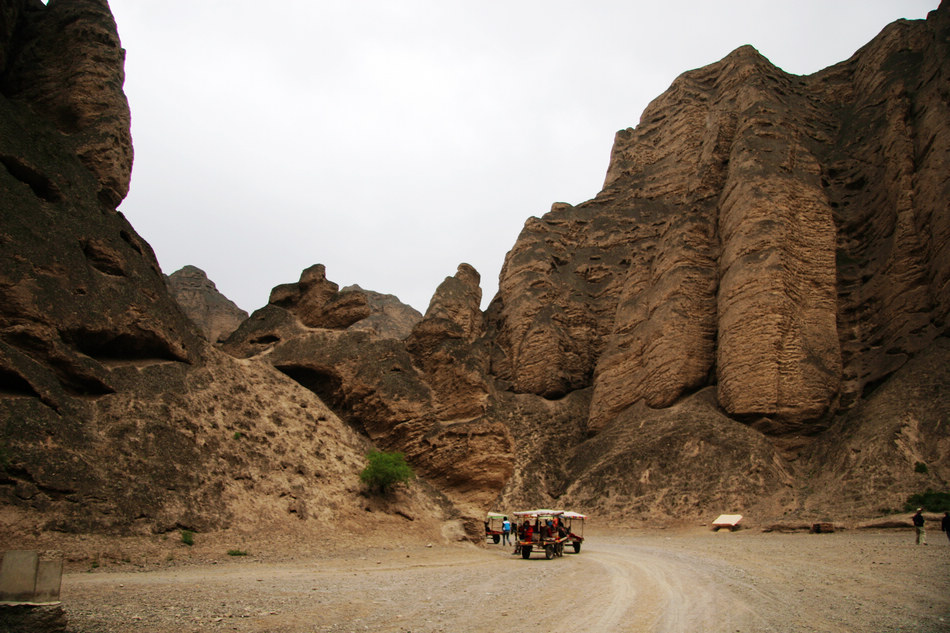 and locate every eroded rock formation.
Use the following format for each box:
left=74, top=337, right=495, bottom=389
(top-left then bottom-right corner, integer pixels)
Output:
left=201, top=3, right=950, bottom=523
left=225, top=264, right=511, bottom=516
left=0, top=1, right=434, bottom=539
left=2, top=0, right=948, bottom=538
left=1, top=0, right=132, bottom=207
left=166, top=265, right=248, bottom=343
left=488, top=6, right=950, bottom=441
